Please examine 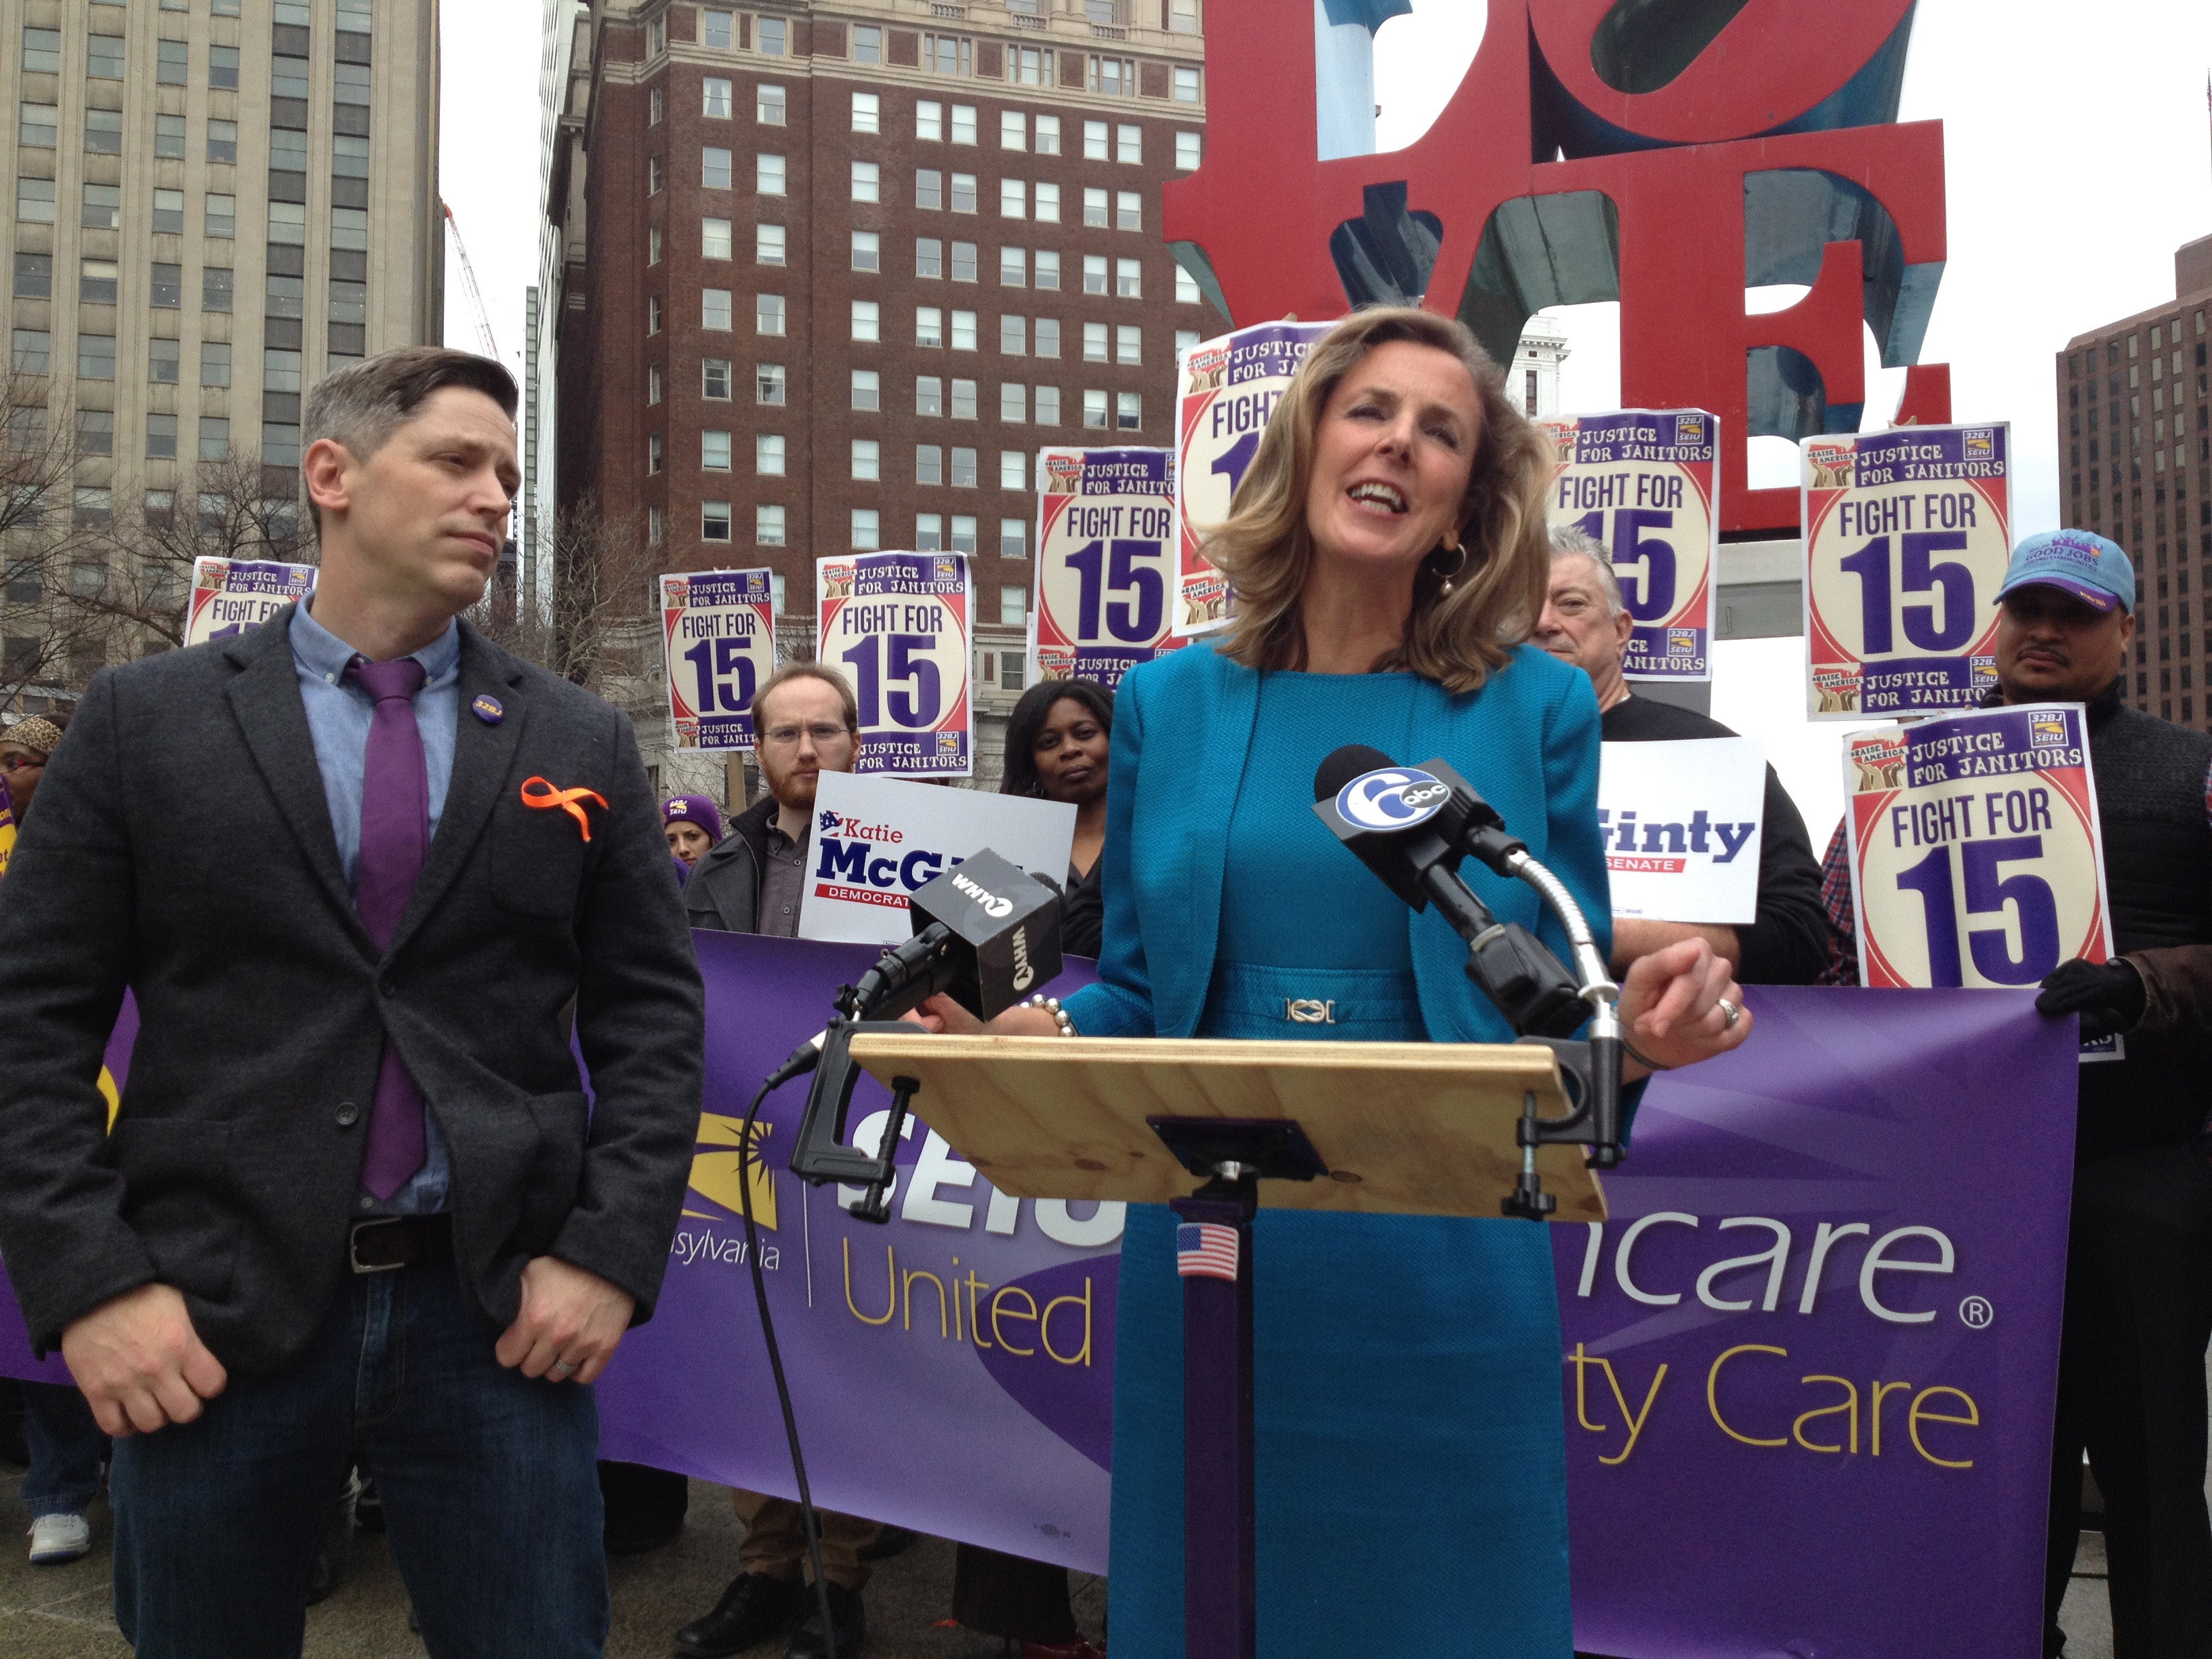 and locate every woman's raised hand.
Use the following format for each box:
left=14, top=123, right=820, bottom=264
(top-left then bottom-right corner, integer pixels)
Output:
left=1614, top=936, right=1753, bottom=1076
